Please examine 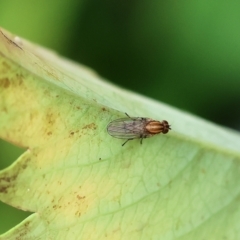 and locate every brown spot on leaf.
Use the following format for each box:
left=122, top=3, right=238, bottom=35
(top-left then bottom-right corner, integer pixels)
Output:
left=0, top=78, right=10, bottom=88
left=0, top=186, right=8, bottom=193
left=46, top=112, right=56, bottom=125
left=77, top=195, right=86, bottom=200
left=21, top=163, right=28, bottom=169
left=46, top=69, right=59, bottom=80
left=75, top=211, right=81, bottom=217
left=24, top=222, right=30, bottom=227
left=16, top=73, right=24, bottom=85
left=2, top=107, right=7, bottom=113
left=0, top=174, right=17, bottom=184
left=2, top=61, right=11, bottom=71
left=0, top=157, right=31, bottom=194
left=82, top=123, right=97, bottom=130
